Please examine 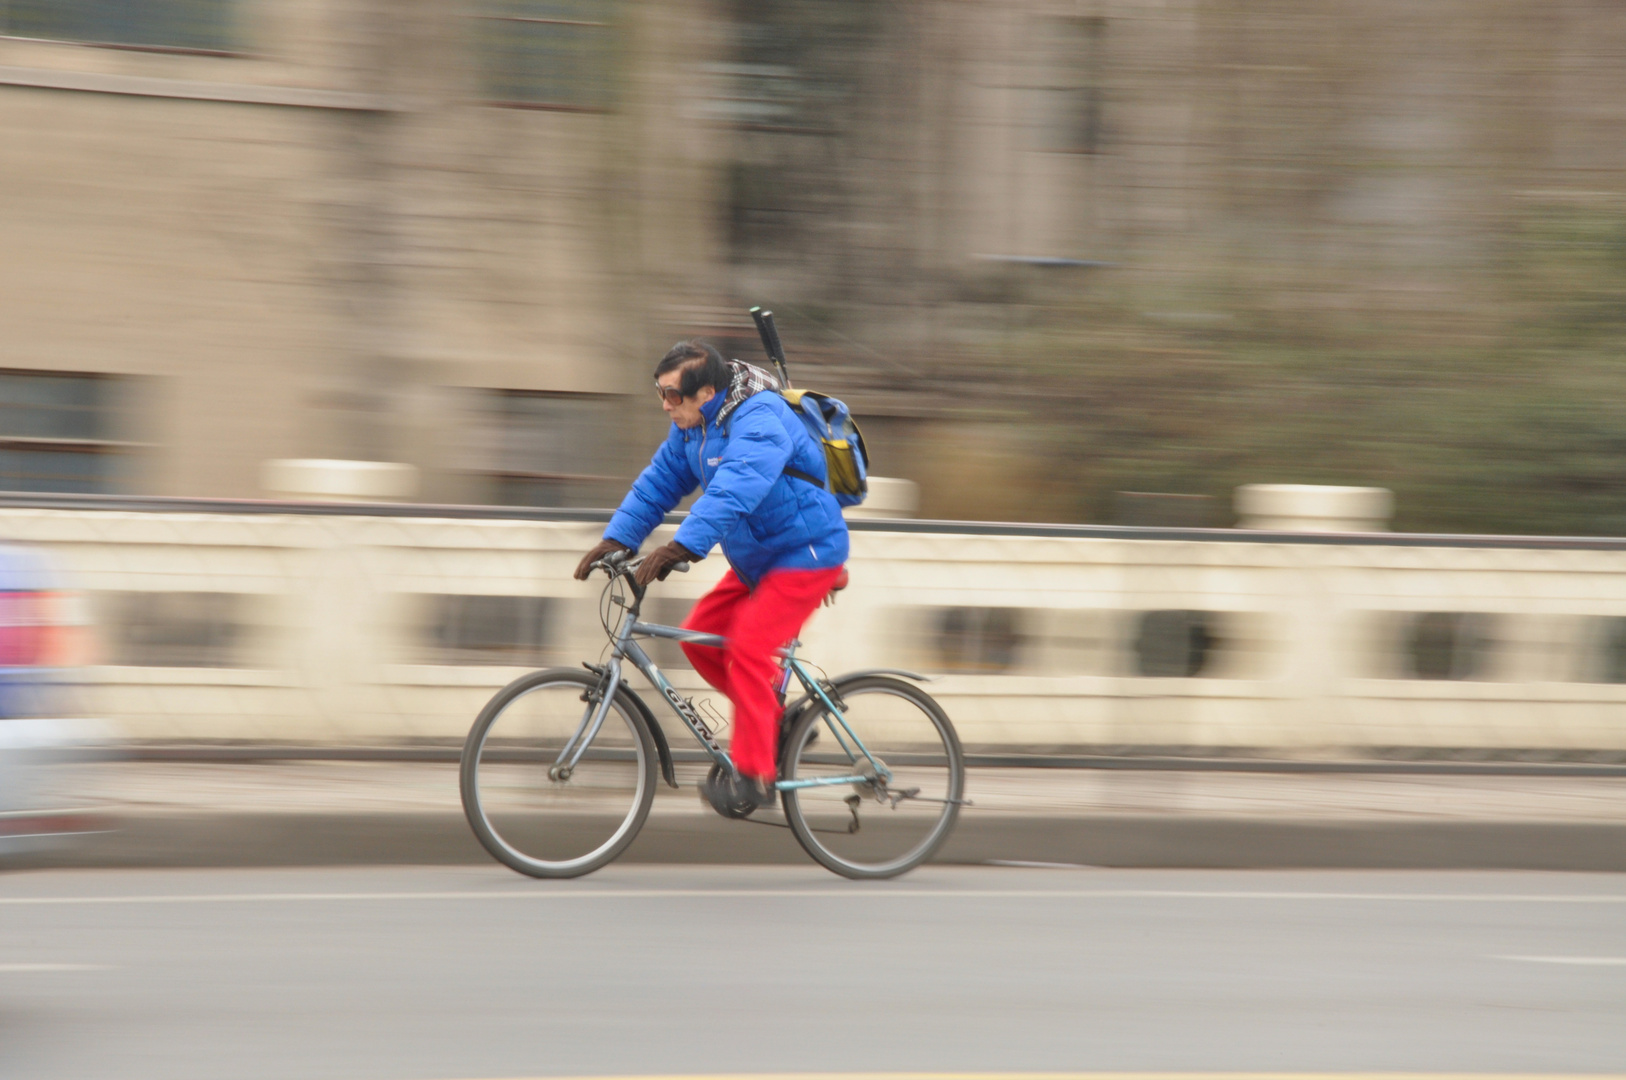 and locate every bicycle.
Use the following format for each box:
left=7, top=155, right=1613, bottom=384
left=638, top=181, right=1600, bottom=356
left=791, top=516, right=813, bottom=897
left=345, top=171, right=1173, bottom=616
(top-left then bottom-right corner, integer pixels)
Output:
left=459, top=550, right=966, bottom=879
